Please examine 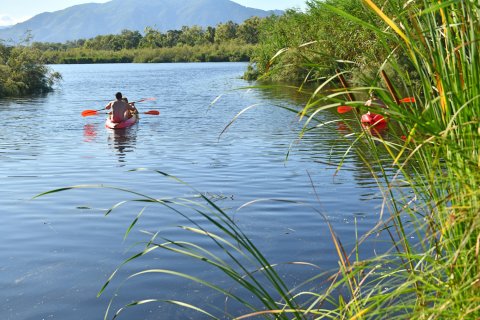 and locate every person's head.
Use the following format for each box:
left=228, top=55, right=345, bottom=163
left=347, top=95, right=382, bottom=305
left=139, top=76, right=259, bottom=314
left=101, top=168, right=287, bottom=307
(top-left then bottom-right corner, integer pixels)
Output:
left=122, top=97, right=129, bottom=103
left=115, top=92, right=122, bottom=100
